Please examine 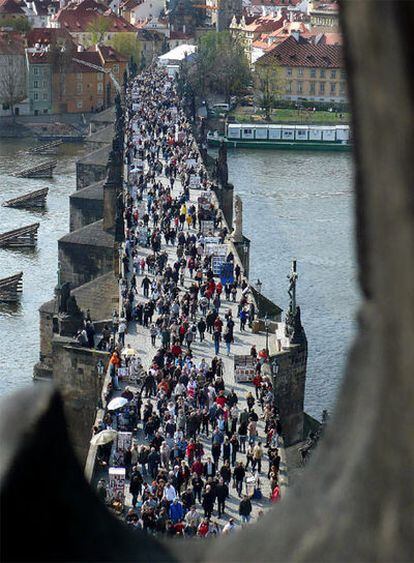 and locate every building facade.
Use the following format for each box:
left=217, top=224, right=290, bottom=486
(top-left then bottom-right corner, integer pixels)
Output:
left=0, top=31, right=27, bottom=115
left=255, top=34, right=347, bottom=103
